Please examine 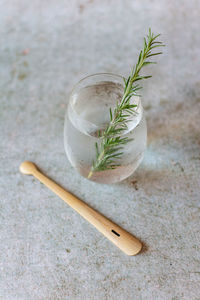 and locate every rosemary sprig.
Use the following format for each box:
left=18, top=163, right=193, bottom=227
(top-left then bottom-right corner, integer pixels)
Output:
left=88, top=28, right=164, bottom=179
